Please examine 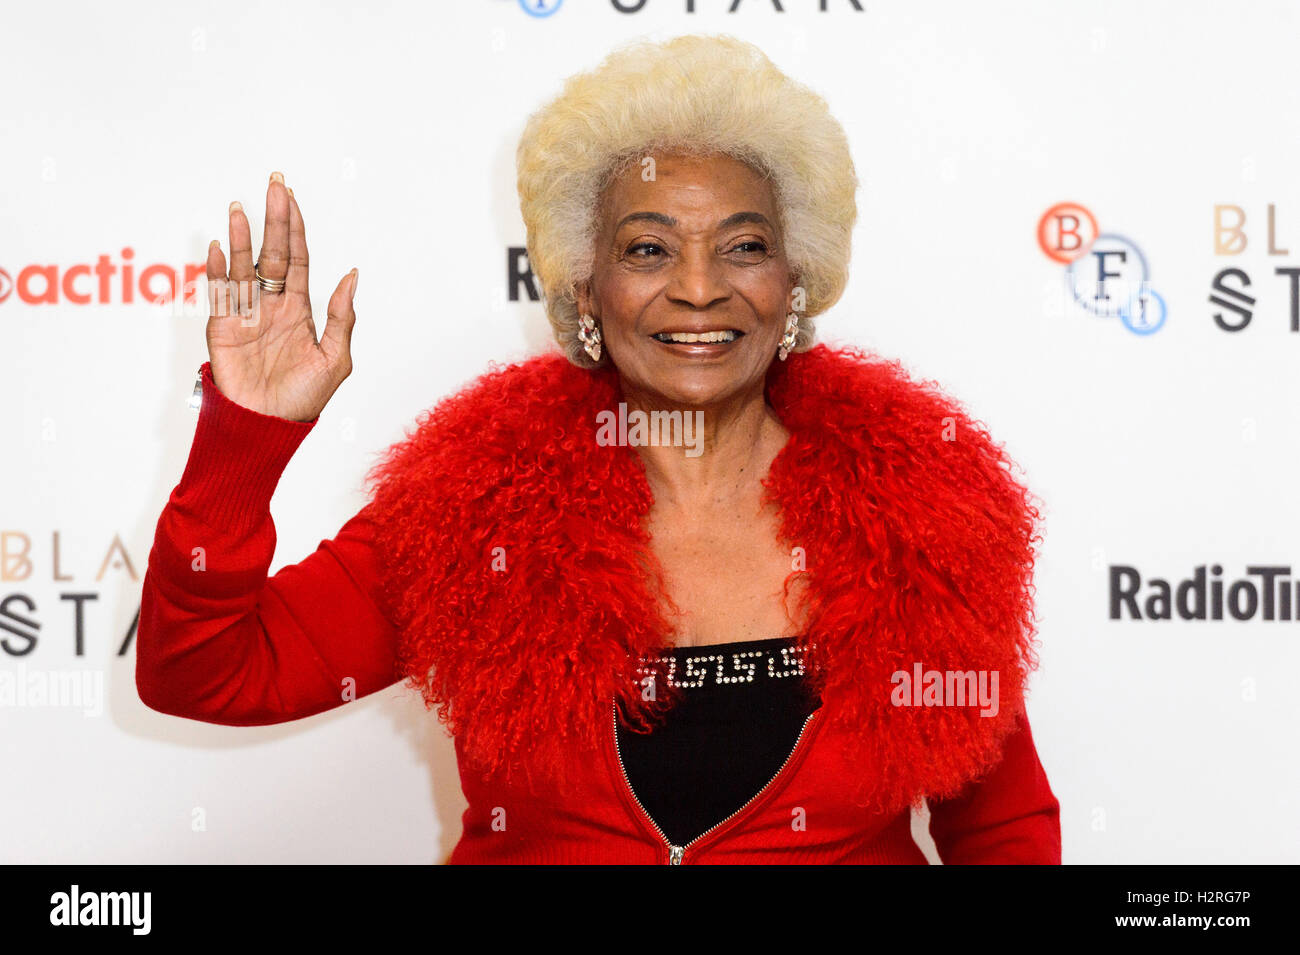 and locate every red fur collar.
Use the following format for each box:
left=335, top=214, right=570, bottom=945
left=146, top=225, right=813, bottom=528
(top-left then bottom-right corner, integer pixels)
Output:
left=363, top=344, right=1042, bottom=815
